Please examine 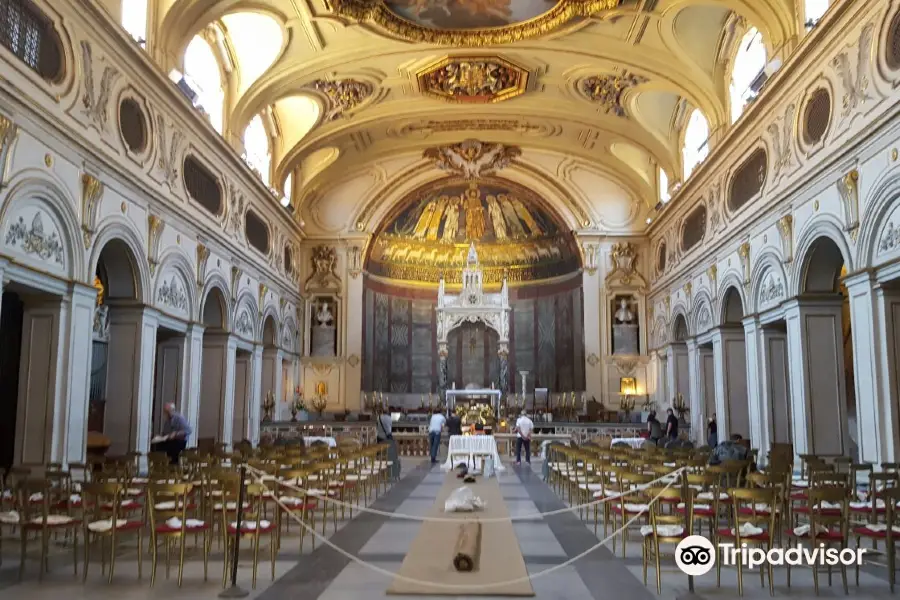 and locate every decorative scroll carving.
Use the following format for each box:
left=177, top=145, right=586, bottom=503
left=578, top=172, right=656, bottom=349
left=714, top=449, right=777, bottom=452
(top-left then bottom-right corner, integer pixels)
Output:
left=154, top=114, right=183, bottom=188
left=157, top=276, right=187, bottom=311
left=228, top=183, right=246, bottom=235
left=147, top=215, right=164, bottom=275
left=836, top=170, right=860, bottom=238
left=5, top=213, right=64, bottom=264
left=738, top=242, right=751, bottom=284
left=777, top=215, right=794, bottom=263
left=879, top=221, right=900, bottom=254
left=831, top=24, right=874, bottom=119
left=0, top=115, right=17, bottom=184
left=304, top=245, right=341, bottom=292
left=80, top=41, right=120, bottom=130
left=392, top=119, right=556, bottom=139
left=609, top=355, right=639, bottom=376
left=348, top=245, right=362, bottom=279
left=311, top=79, right=372, bottom=121
left=423, top=139, right=521, bottom=179
left=580, top=71, right=647, bottom=116
left=417, top=56, right=528, bottom=104
left=347, top=354, right=360, bottom=368
left=234, top=309, right=254, bottom=337
left=768, top=103, right=796, bottom=179
left=707, top=264, right=718, bottom=285
left=586, top=353, right=600, bottom=367
left=683, top=282, right=692, bottom=300
left=582, top=242, right=599, bottom=276
left=606, top=242, right=645, bottom=288
left=259, top=283, right=268, bottom=315
left=196, top=243, right=210, bottom=287
left=707, top=181, right=723, bottom=234
left=80, top=173, right=104, bottom=249
left=231, top=266, right=242, bottom=300
left=697, top=305, right=712, bottom=331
